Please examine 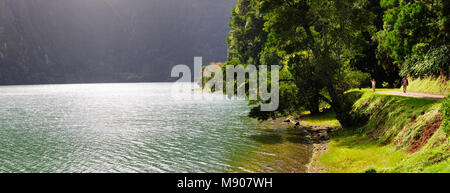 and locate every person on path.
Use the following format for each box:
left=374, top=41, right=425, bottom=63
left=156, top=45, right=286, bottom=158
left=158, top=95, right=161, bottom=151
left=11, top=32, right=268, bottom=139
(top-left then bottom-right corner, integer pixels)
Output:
left=402, top=77, right=409, bottom=93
